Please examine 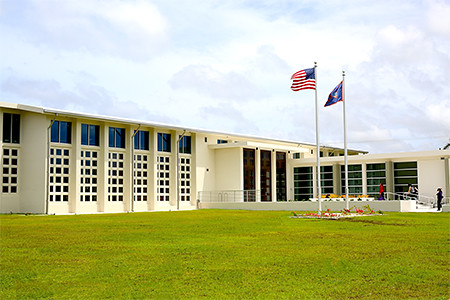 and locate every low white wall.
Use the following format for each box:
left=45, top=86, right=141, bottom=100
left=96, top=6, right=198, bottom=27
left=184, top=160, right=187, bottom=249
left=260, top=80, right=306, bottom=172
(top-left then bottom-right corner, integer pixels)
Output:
left=48, top=203, right=71, bottom=214
left=76, top=203, right=100, bottom=214
left=199, top=200, right=416, bottom=212
left=0, top=195, right=20, bottom=213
